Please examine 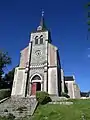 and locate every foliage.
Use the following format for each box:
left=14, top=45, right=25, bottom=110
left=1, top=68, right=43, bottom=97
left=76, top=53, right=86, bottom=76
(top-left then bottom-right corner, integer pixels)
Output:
left=85, top=2, right=90, bottom=8
left=64, top=84, right=68, bottom=94
left=0, top=66, right=17, bottom=89
left=30, top=99, right=90, bottom=120
left=87, top=2, right=90, bottom=7
left=0, top=80, right=6, bottom=89
left=0, top=89, right=11, bottom=100
left=88, top=28, right=90, bottom=31
left=87, top=11, right=90, bottom=18
left=0, top=51, right=11, bottom=80
left=36, top=91, right=52, bottom=105
left=0, top=79, right=12, bottom=89
left=61, top=92, right=70, bottom=98
left=87, top=20, right=90, bottom=25
left=80, top=91, right=90, bottom=97
left=4, top=68, right=15, bottom=82
left=3, top=67, right=15, bottom=89
left=85, top=2, right=90, bottom=34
